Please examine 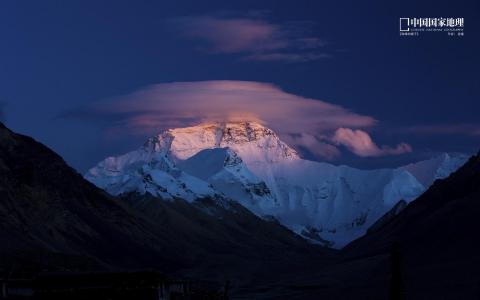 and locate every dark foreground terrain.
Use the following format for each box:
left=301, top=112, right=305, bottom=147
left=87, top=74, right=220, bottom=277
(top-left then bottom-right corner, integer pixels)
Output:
left=1, top=122, right=479, bottom=299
